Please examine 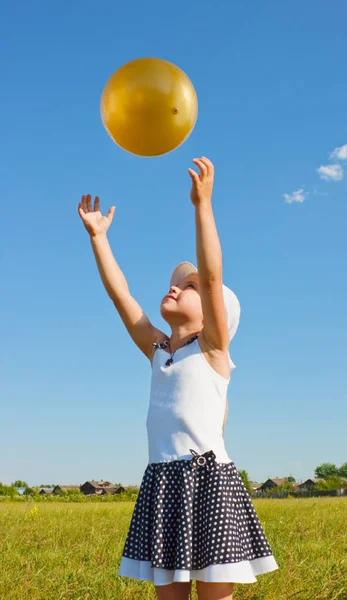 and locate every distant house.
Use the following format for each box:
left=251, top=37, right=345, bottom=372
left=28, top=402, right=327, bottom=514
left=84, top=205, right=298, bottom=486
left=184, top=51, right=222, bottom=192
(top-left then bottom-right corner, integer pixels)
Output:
left=296, top=477, right=347, bottom=492
left=250, top=482, right=262, bottom=491
left=52, top=485, right=81, bottom=494
left=37, top=481, right=127, bottom=496
left=258, top=478, right=290, bottom=491
left=296, top=478, right=319, bottom=491
left=101, top=486, right=125, bottom=495
left=80, top=480, right=124, bottom=496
